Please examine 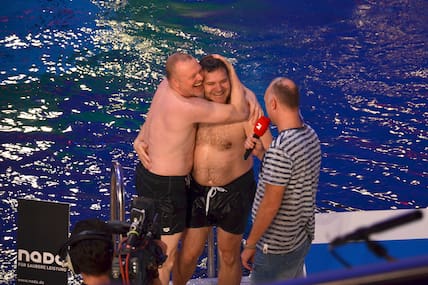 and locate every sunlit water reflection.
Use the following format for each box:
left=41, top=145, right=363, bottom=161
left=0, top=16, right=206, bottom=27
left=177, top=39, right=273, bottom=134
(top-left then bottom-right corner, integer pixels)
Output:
left=1, top=0, right=427, bottom=282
